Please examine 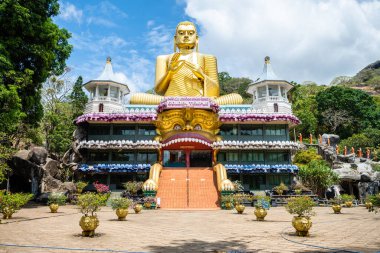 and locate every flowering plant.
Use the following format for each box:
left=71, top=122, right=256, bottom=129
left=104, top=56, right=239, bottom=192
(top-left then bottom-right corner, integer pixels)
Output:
left=93, top=181, right=110, bottom=194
